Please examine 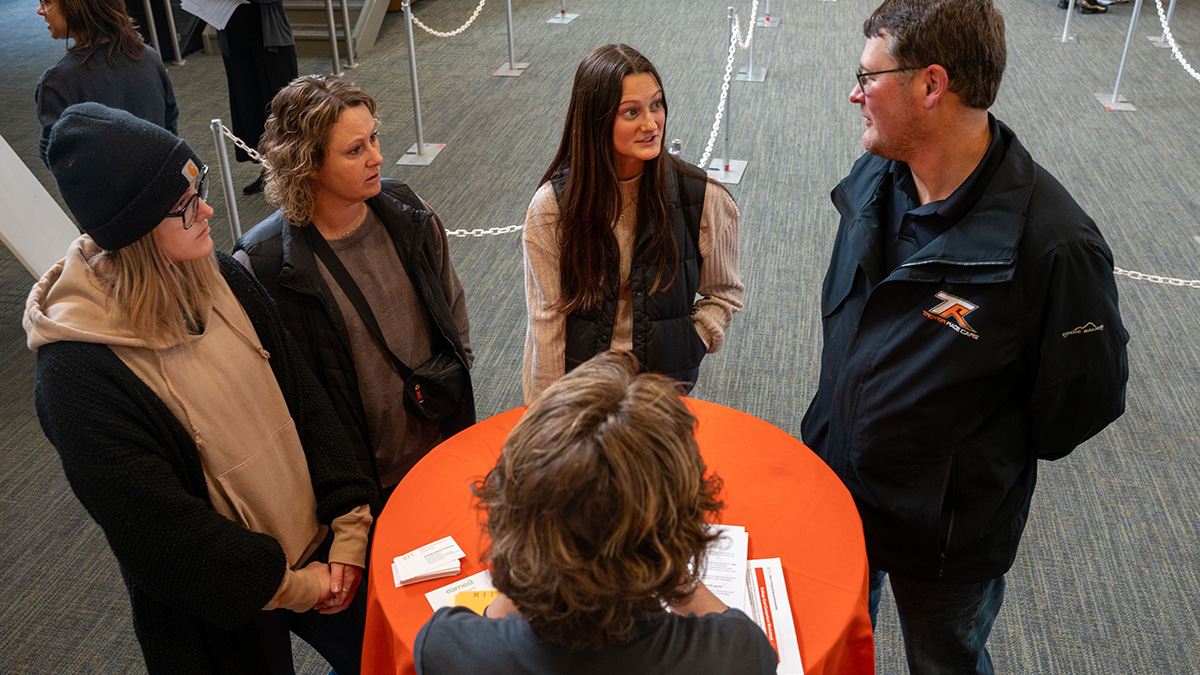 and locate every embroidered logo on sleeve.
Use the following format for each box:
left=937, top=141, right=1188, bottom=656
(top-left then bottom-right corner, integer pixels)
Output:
left=923, top=291, right=980, bottom=340
left=1062, top=322, right=1104, bottom=338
